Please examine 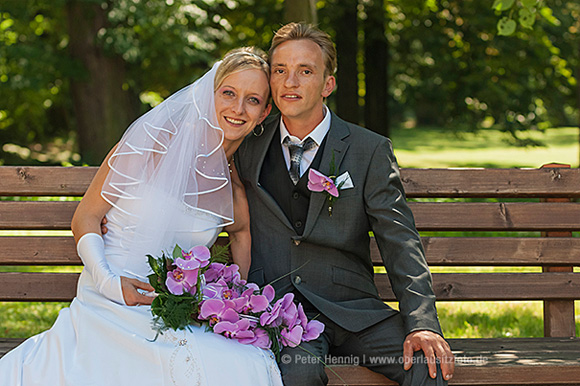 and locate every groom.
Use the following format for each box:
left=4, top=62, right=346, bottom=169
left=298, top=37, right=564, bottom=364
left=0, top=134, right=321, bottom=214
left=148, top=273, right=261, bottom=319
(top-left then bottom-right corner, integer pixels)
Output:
left=235, top=23, right=454, bottom=385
